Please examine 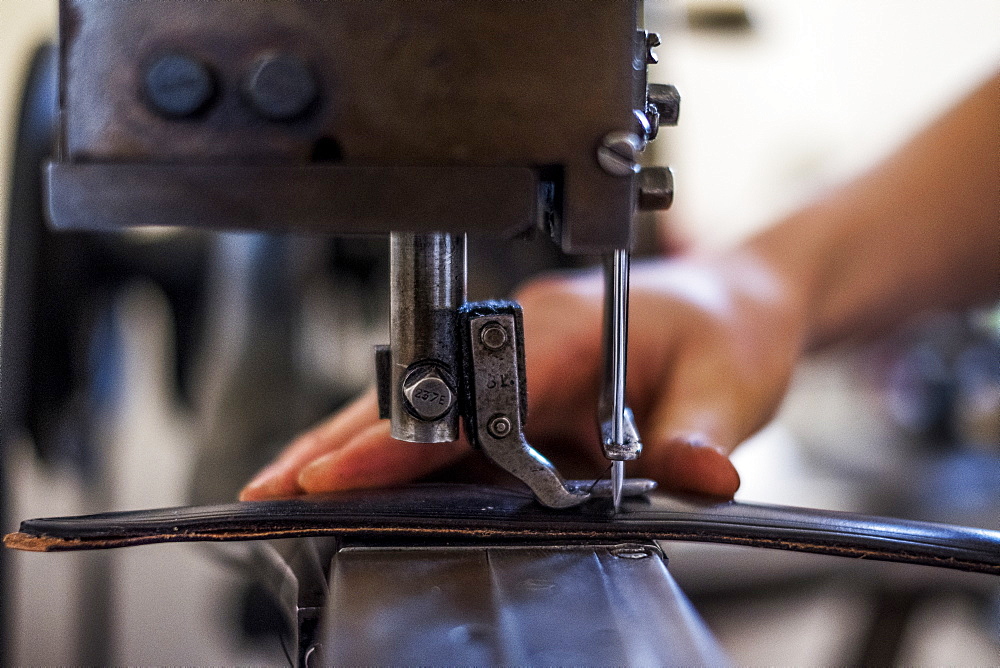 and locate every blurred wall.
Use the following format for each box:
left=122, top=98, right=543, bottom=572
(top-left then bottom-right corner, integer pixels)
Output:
left=648, top=0, right=1000, bottom=248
